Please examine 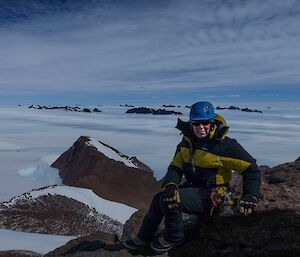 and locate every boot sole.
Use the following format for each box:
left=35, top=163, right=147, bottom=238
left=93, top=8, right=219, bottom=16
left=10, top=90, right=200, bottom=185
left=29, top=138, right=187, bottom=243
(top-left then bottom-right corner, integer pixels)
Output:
left=151, top=238, right=185, bottom=253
